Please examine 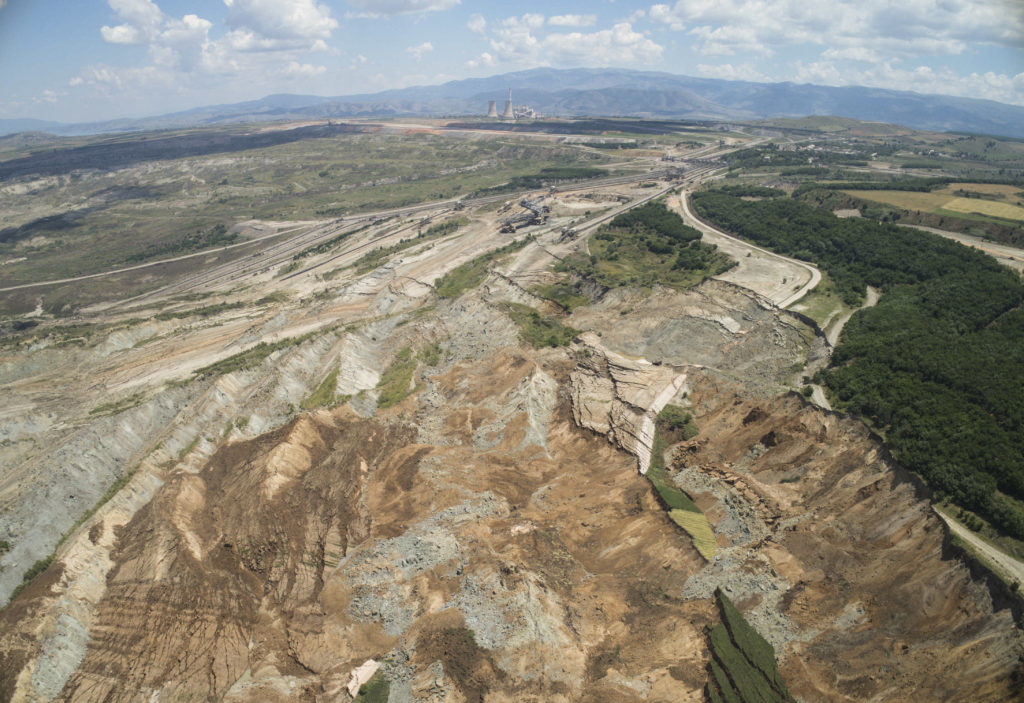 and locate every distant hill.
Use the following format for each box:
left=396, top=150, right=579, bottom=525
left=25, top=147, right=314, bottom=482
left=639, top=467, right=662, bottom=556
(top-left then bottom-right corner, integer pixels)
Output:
left=5, top=67, right=1024, bottom=139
